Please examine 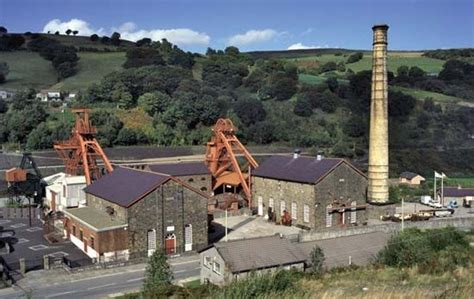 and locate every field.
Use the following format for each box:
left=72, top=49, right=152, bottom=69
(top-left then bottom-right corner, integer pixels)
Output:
left=390, top=86, right=470, bottom=103
left=288, top=52, right=445, bottom=74
left=0, top=51, right=58, bottom=90
left=51, top=52, right=126, bottom=91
